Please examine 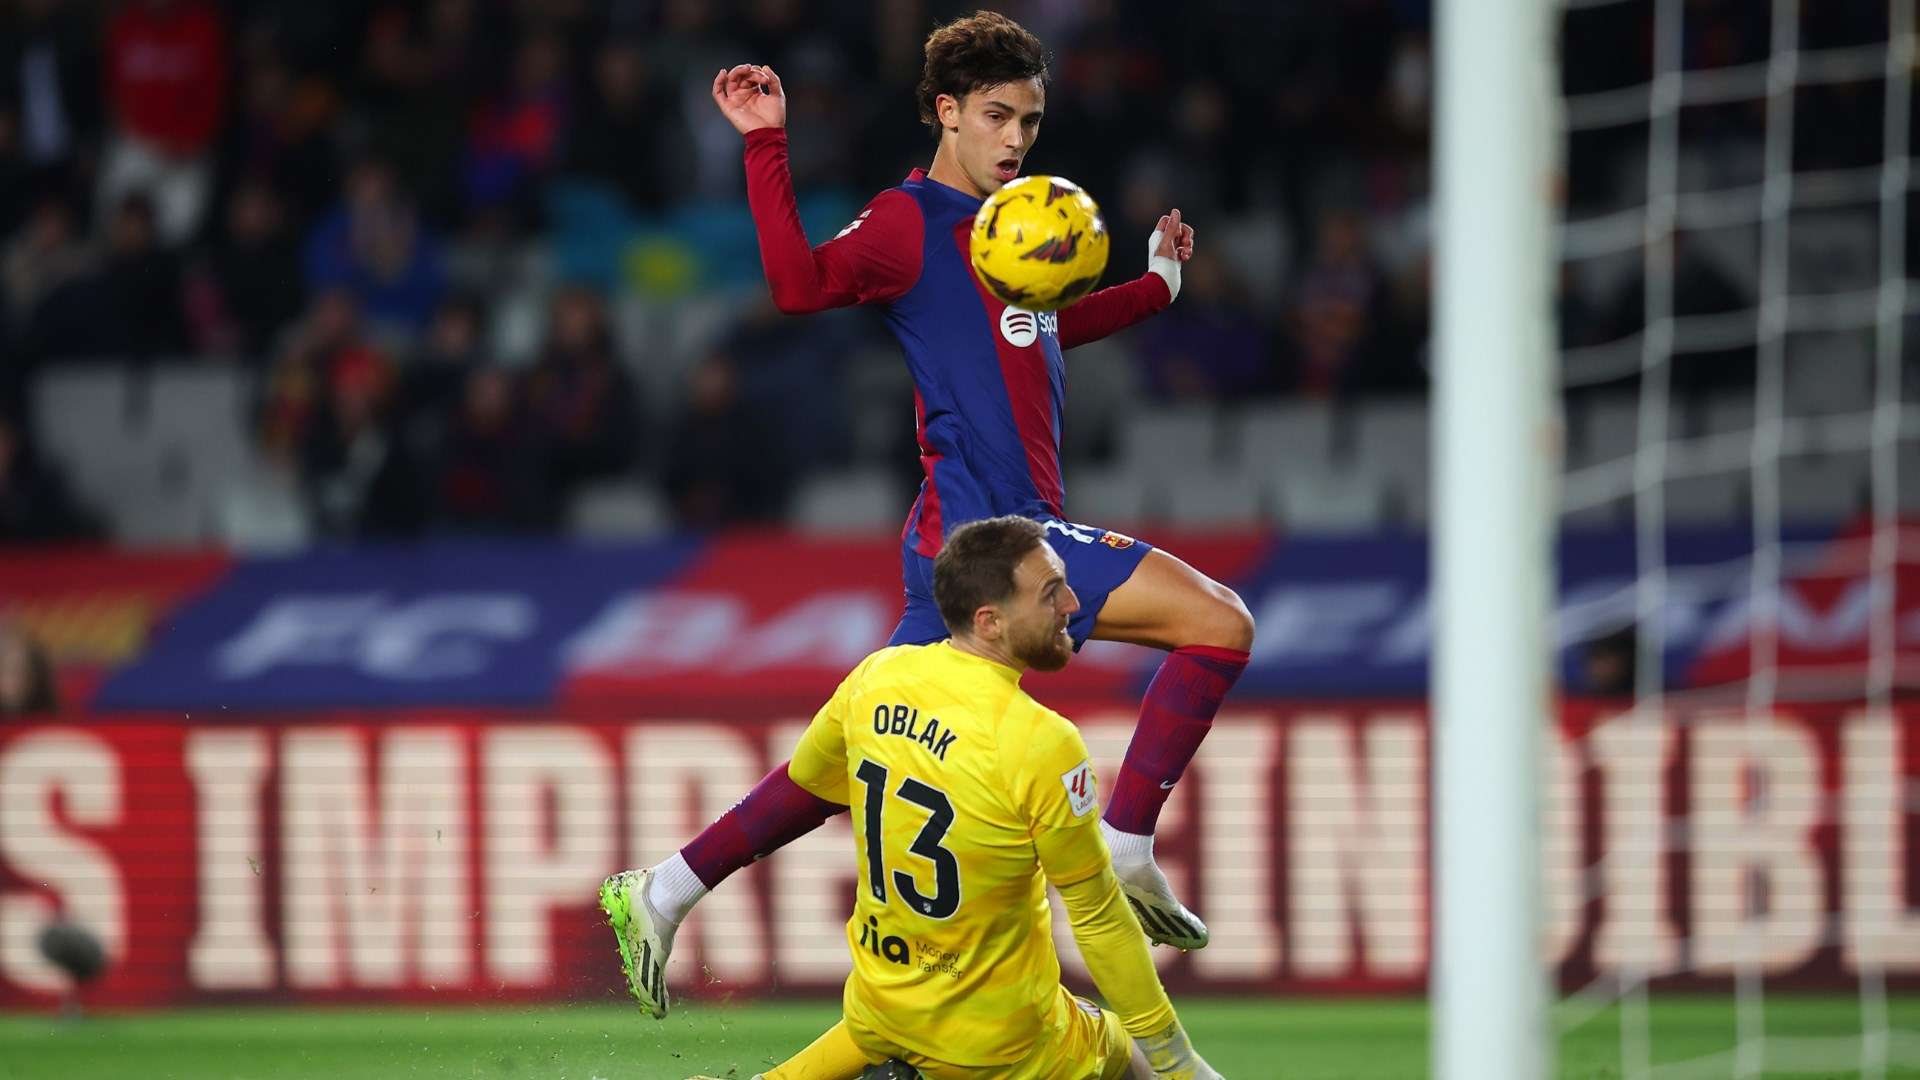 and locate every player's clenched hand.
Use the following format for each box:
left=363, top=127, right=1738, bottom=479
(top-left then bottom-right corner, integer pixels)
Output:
left=711, top=63, right=786, bottom=134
